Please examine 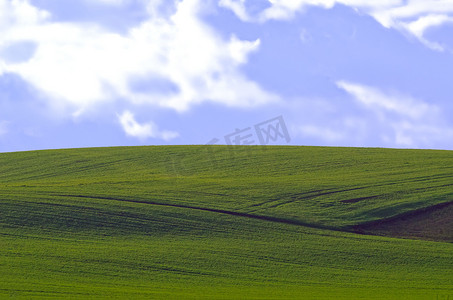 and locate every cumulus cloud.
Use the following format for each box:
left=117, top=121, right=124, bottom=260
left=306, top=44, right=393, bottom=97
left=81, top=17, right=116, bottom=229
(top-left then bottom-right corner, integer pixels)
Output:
left=0, top=0, right=278, bottom=117
left=0, top=0, right=49, bottom=30
left=337, top=81, right=453, bottom=148
left=220, top=0, right=453, bottom=51
left=118, top=110, right=179, bottom=141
